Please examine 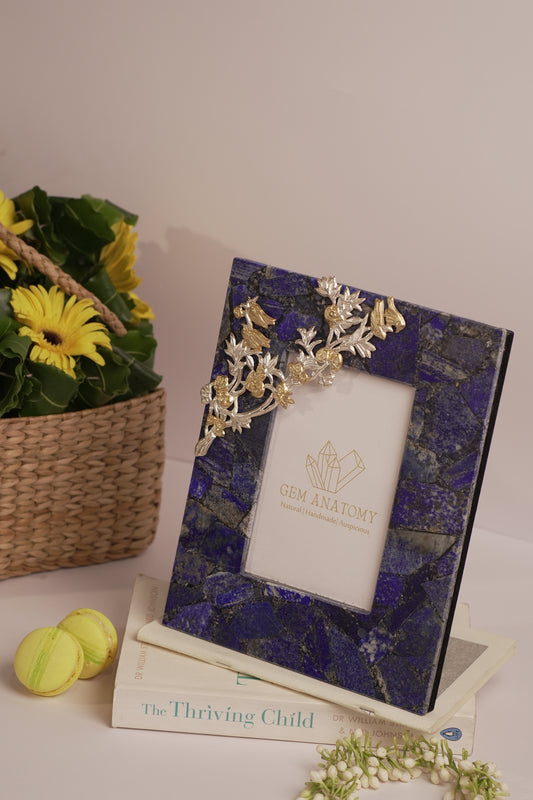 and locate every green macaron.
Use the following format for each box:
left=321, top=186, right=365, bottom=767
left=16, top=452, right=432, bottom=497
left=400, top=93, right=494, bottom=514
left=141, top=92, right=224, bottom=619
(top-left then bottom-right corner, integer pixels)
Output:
left=58, top=608, right=117, bottom=679
left=14, top=626, right=84, bottom=696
